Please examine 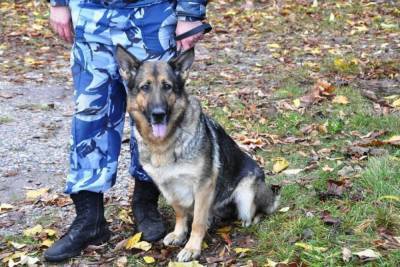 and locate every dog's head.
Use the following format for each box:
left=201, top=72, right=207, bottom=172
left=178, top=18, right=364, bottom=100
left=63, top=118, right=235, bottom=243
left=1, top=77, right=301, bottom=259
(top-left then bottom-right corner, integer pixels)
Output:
left=115, top=45, right=194, bottom=142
